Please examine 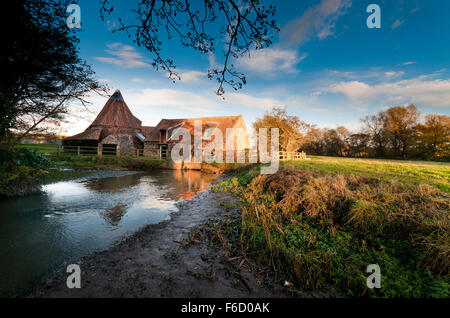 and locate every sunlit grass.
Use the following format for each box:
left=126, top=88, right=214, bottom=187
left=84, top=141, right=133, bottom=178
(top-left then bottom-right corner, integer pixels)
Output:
left=283, top=156, right=450, bottom=193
